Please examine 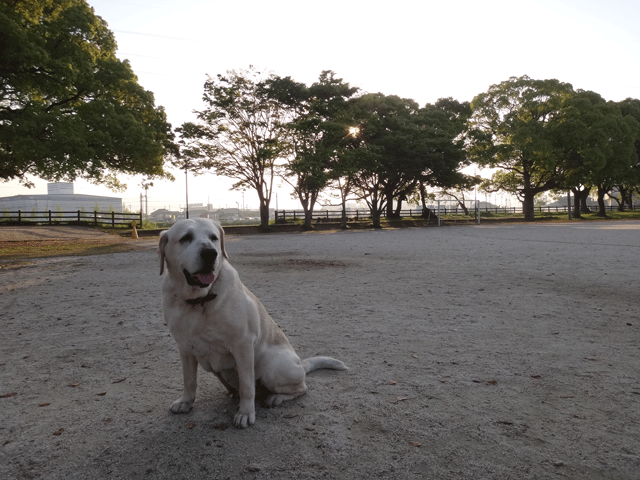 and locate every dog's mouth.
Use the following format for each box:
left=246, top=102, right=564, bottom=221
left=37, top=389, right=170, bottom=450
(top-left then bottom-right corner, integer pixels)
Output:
left=183, top=269, right=216, bottom=288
